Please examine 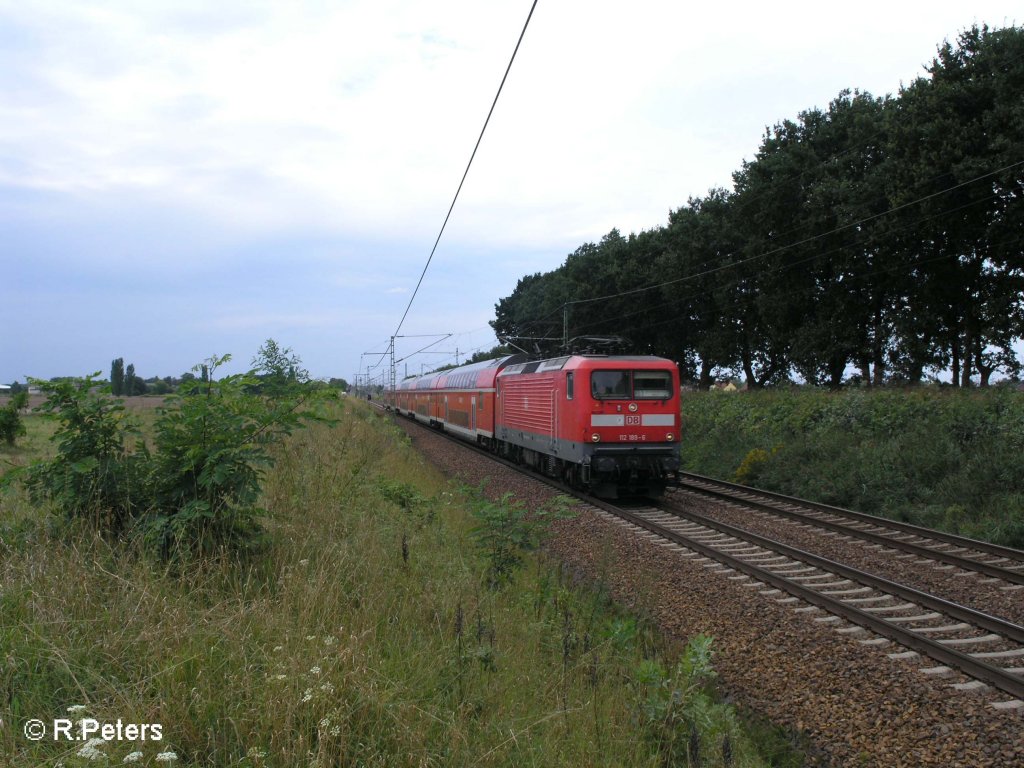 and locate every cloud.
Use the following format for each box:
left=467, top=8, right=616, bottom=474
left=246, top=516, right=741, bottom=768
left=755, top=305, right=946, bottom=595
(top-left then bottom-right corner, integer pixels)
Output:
left=1, top=0, right=1019, bottom=383
left=0, top=1, right=531, bottom=238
